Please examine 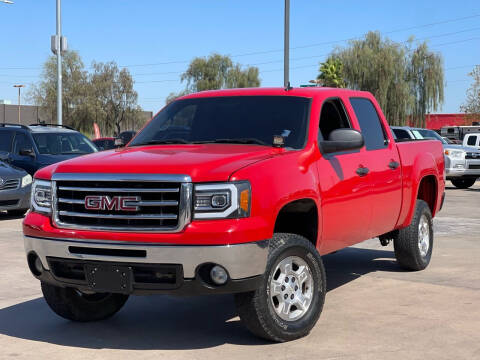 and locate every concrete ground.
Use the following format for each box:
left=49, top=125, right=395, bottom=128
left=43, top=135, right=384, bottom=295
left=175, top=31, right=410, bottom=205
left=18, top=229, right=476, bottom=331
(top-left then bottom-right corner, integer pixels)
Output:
left=0, top=182, right=479, bottom=360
